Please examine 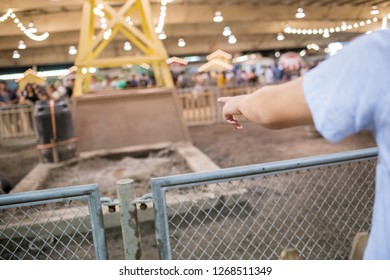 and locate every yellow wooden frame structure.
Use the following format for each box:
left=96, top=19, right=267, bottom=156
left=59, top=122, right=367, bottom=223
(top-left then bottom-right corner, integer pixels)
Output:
left=74, top=0, right=173, bottom=96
